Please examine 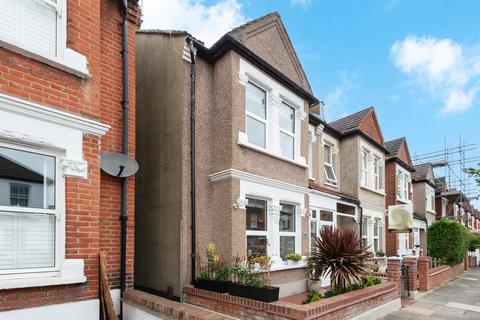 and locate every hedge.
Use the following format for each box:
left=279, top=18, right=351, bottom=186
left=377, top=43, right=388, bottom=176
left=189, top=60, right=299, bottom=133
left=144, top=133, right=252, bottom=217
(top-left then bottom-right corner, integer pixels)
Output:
left=427, top=219, right=468, bottom=266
